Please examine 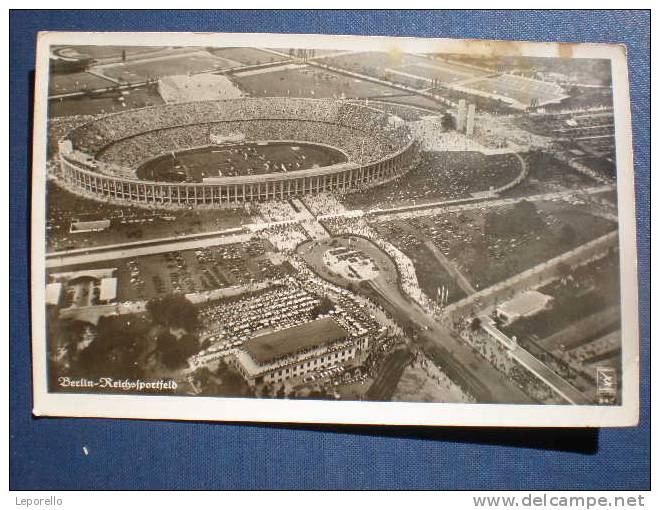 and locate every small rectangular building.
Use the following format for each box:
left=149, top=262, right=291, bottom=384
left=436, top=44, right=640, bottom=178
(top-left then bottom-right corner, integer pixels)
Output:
left=70, top=218, right=111, bottom=233
left=45, top=282, right=63, bottom=307
left=496, top=290, right=553, bottom=324
left=99, top=277, right=118, bottom=304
